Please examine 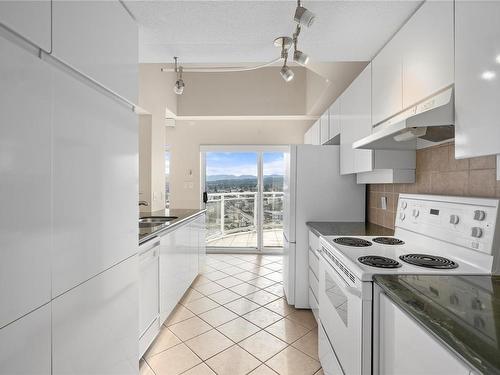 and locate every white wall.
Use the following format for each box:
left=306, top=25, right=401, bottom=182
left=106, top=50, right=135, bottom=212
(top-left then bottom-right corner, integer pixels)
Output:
left=166, top=119, right=312, bottom=209
left=178, top=66, right=307, bottom=116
